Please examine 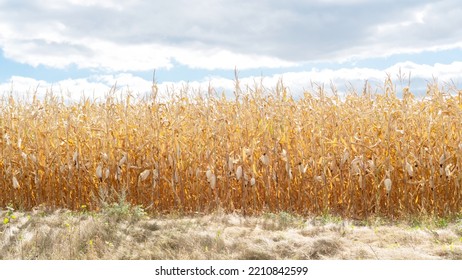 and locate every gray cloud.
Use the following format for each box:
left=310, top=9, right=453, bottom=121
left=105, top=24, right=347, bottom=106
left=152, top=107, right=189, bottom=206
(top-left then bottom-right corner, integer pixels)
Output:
left=0, top=0, right=461, bottom=70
